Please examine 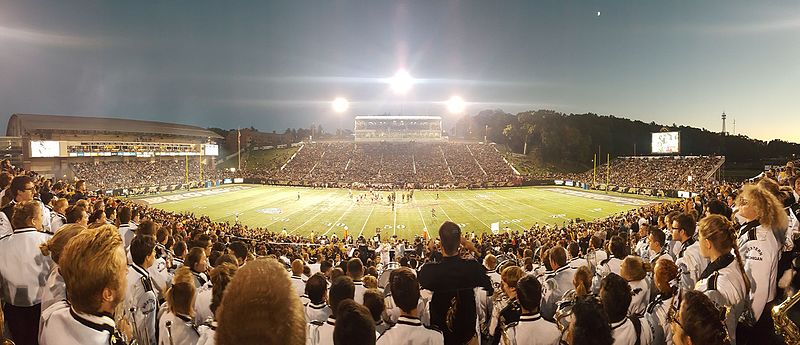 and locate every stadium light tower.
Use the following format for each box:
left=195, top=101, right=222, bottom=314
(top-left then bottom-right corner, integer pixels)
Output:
left=332, top=97, right=349, bottom=113
left=446, top=96, right=466, bottom=114
left=389, top=69, right=413, bottom=95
